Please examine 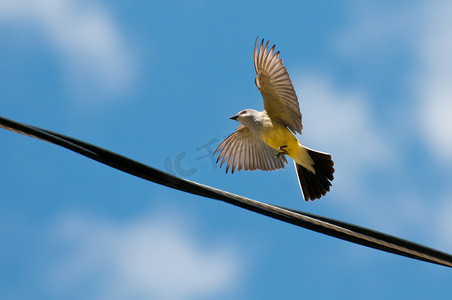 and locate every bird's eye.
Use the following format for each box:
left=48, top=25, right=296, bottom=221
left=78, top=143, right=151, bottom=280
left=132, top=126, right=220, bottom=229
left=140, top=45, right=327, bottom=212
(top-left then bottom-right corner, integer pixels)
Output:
left=241, top=111, right=247, bottom=115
